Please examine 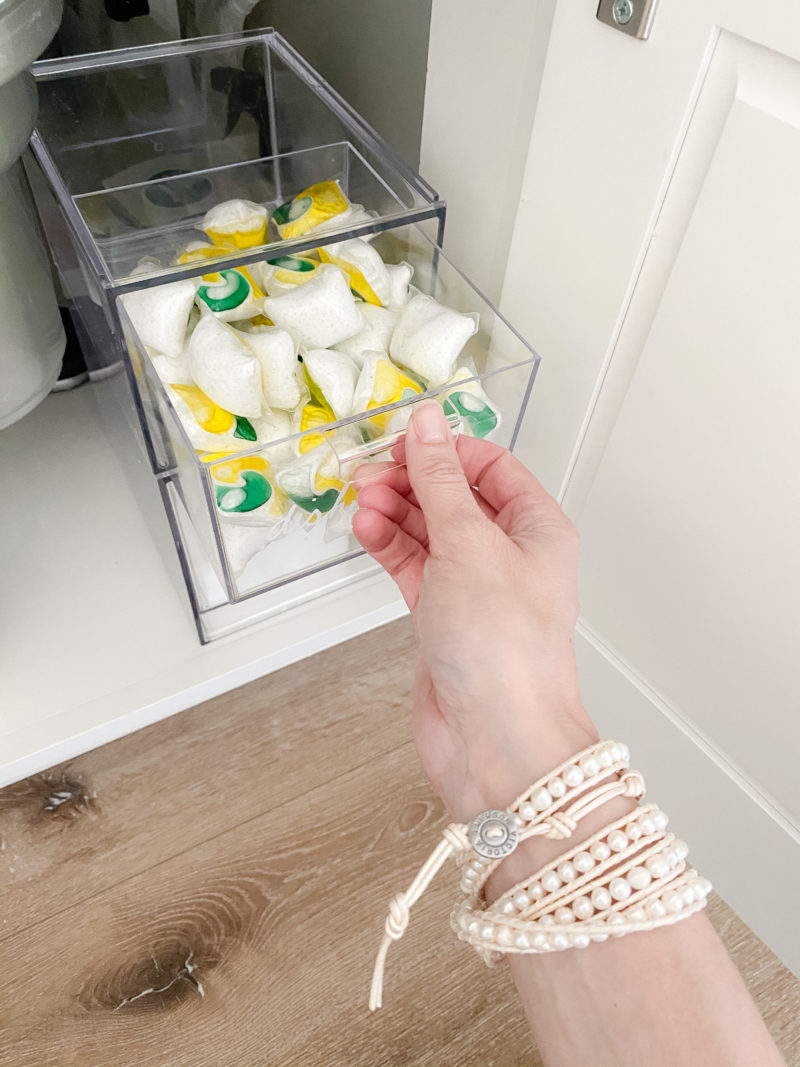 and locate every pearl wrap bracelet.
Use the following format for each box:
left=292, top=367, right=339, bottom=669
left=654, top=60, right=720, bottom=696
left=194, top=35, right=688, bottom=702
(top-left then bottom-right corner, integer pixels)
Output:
left=369, top=740, right=710, bottom=1011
